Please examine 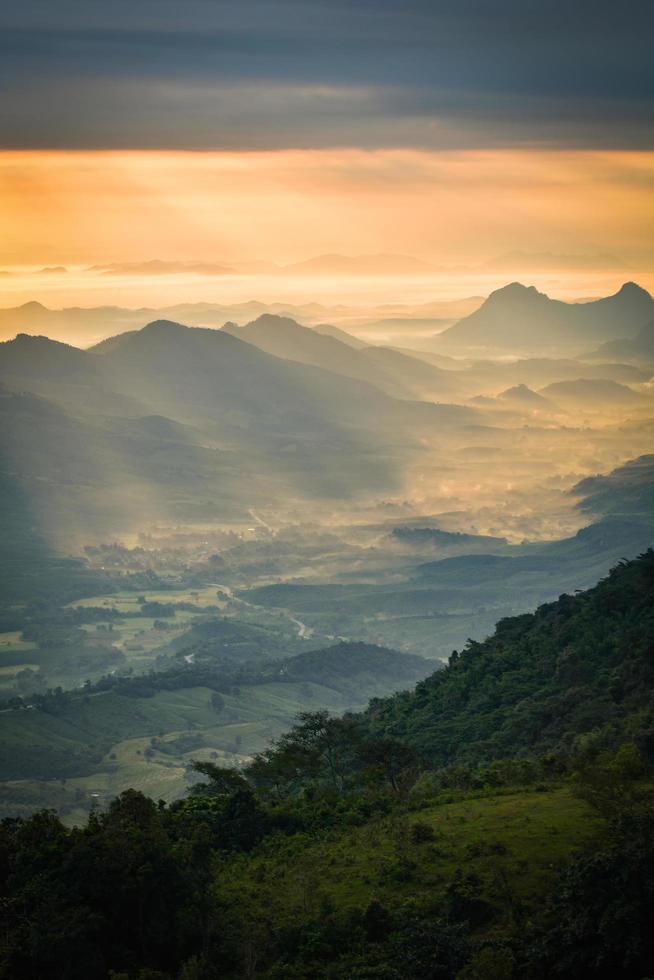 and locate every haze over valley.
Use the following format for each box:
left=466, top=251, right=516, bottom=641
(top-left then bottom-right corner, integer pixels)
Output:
left=1, top=278, right=652, bottom=633
left=1, top=244, right=653, bottom=831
